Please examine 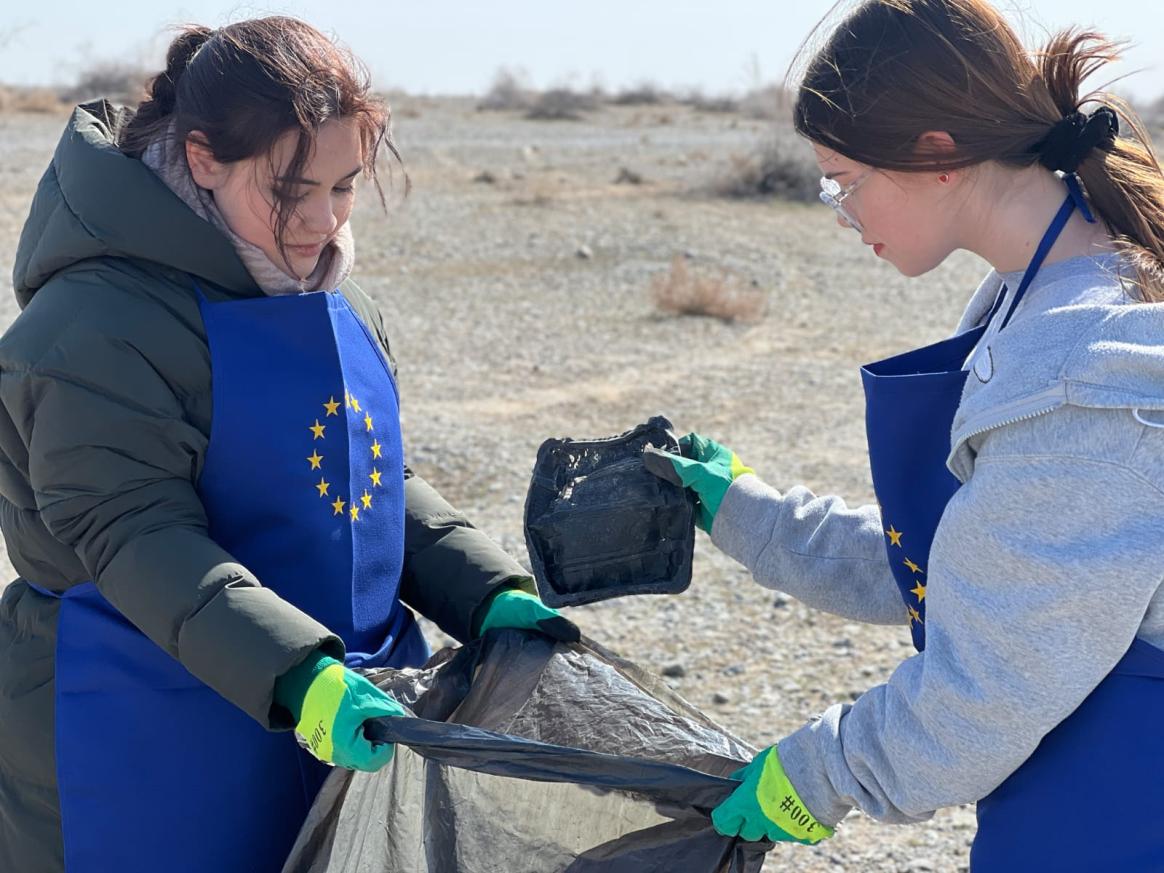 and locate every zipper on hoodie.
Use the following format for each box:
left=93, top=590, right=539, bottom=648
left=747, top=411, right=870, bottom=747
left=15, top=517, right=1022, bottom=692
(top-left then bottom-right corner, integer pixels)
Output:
left=949, top=403, right=1062, bottom=483
left=958, top=405, right=1061, bottom=445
